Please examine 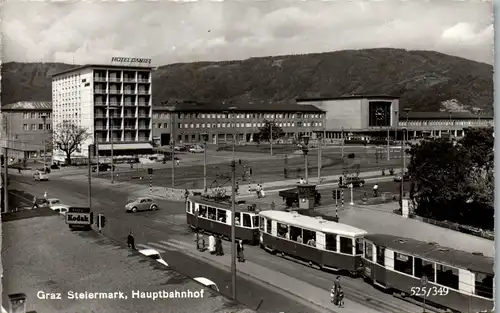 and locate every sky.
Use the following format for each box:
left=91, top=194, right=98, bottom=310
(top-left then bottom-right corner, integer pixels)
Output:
left=2, top=0, right=493, bottom=66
